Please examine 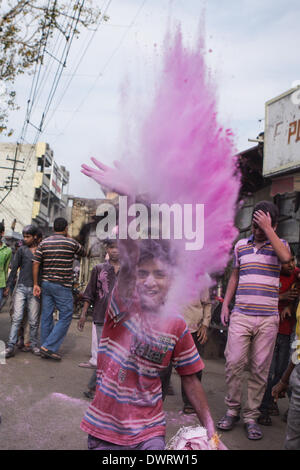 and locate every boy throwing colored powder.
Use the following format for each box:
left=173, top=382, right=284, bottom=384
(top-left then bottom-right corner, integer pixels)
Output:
left=80, top=158, right=226, bottom=451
